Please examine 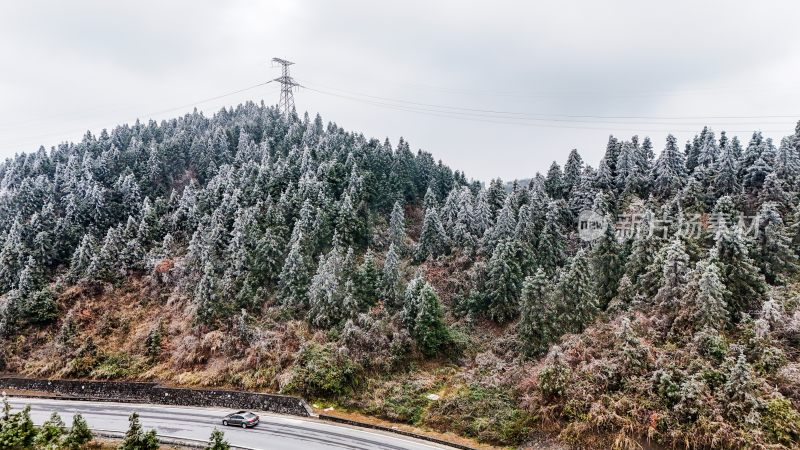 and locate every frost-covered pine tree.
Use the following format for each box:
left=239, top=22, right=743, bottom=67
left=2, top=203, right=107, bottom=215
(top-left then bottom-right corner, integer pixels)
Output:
left=439, top=189, right=460, bottom=232
left=415, top=207, right=449, bottom=261
left=616, top=317, right=649, bottom=373
left=615, top=141, right=638, bottom=194
left=401, top=273, right=425, bottom=330
left=713, top=142, right=741, bottom=198
left=714, top=223, right=766, bottom=319
left=307, top=246, right=347, bottom=328
left=353, top=250, right=381, bottom=309
left=558, top=249, right=598, bottom=333
left=16, top=255, right=41, bottom=299
left=743, top=155, right=772, bottom=195
left=536, top=201, right=566, bottom=276
left=686, top=257, right=729, bottom=330
left=758, top=173, right=790, bottom=211
left=249, top=228, right=283, bottom=288
left=278, top=235, right=312, bottom=311
left=638, top=136, right=655, bottom=178
left=388, top=201, right=407, bottom=254
left=603, top=135, right=621, bottom=177
left=518, top=268, right=554, bottom=356
left=336, top=193, right=361, bottom=249
left=122, top=236, right=145, bottom=274
left=696, top=129, right=718, bottom=170
left=791, top=205, right=800, bottom=256
left=382, top=243, right=403, bottom=307
left=451, top=187, right=477, bottom=251
left=68, top=234, right=97, bottom=283
left=739, top=131, right=764, bottom=176
left=723, top=350, right=760, bottom=419
left=591, top=221, right=623, bottom=309
left=625, top=210, right=660, bottom=290
left=608, top=273, right=636, bottom=313
left=194, top=261, right=223, bottom=325
left=652, top=134, right=687, bottom=199
left=485, top=178, right=506, bottom=220
left=87, top=225, right=126, bottom=283
left=482, top=196, right=517, bottom=253
left=774, top=136, right=800, bottom=187
left=753, top=202, right=797, bottom=284
left=595, top=157, right=614, bottom=191
left=681, top=171, right=709, bottom=213
left=569, top=167, right=597, bottom=217
left=483, top=239, right=523, bottom=323
left=544, top=162, right=564, bottom=199
left=562, top=149, right=583, bottom=197
left=654, top=236, right=690, bottom=309
left=423, top=186, right=439, bottom=212
left=404, top=280, right=448, bottom=357
left=472, top=190, right=492, bottom=238
left=0, top=216, right=25, bottom=292
left=288, top=199, right=316, bottom=250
